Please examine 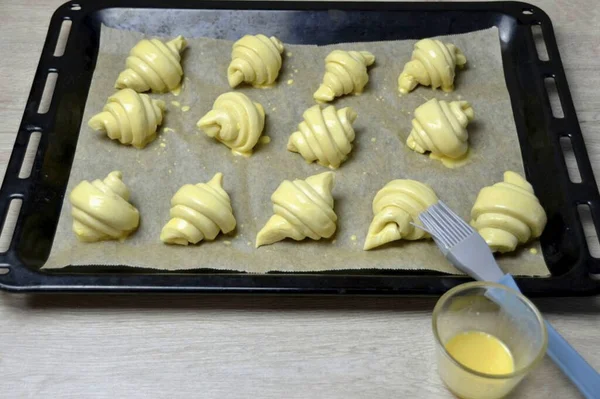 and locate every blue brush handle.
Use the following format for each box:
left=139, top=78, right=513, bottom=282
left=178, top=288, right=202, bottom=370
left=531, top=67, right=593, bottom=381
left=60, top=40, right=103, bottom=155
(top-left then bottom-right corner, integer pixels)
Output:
left=498, top=274, right=600, bottom=399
